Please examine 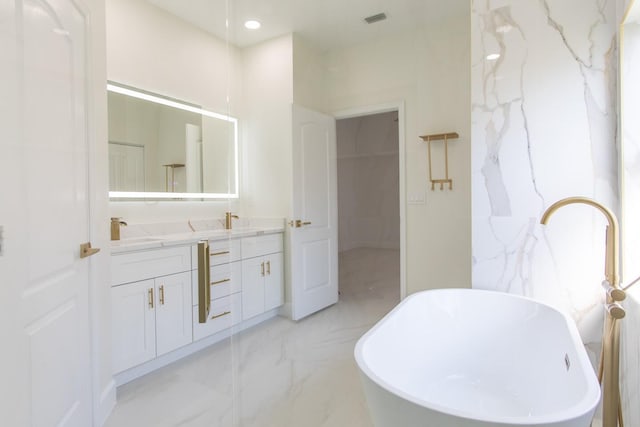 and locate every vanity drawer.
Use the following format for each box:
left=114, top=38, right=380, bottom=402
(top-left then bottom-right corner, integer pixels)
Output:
left=191, top=238, right=241, bottom=267
left=193, top=293, right=242, bottom=341
left=191, top=261, right=242, bottom=305
left=111, top=246, right=191, bottom=286
left=241, top=234, right=283, bottom=259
